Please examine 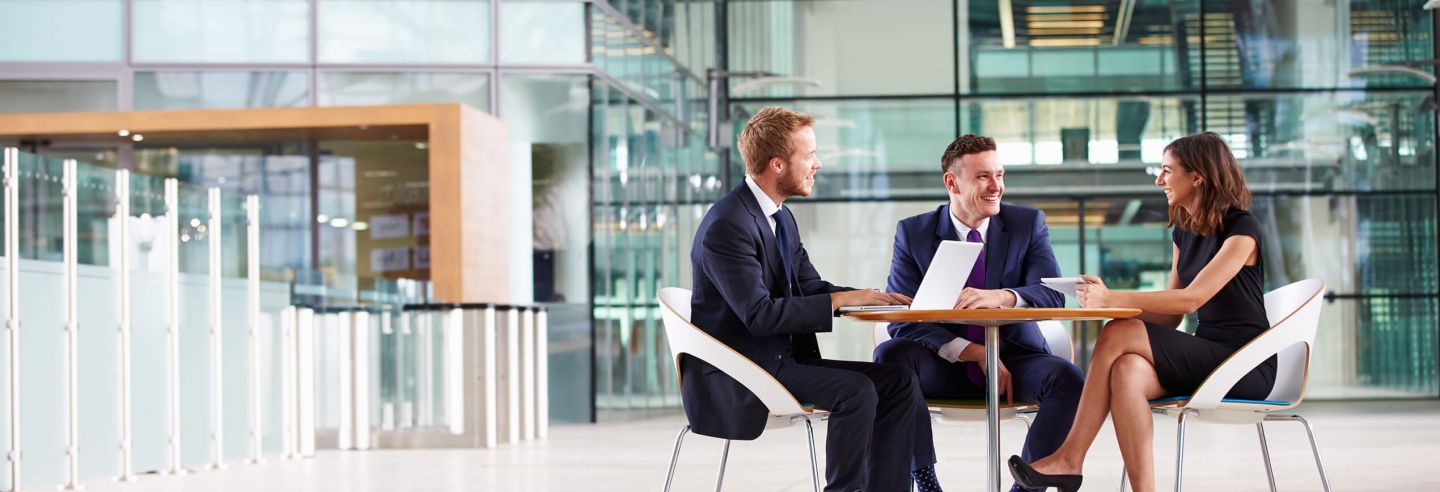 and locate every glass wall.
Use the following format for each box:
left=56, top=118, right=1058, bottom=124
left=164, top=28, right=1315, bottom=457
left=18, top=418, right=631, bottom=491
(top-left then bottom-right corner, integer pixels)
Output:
left=729, top=0, right=1437, bottom=399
